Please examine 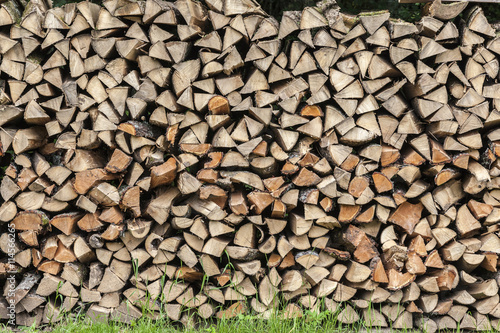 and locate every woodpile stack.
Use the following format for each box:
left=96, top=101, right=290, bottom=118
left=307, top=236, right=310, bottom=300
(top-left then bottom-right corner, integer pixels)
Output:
left=2, top=0, right=500, bottom=330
